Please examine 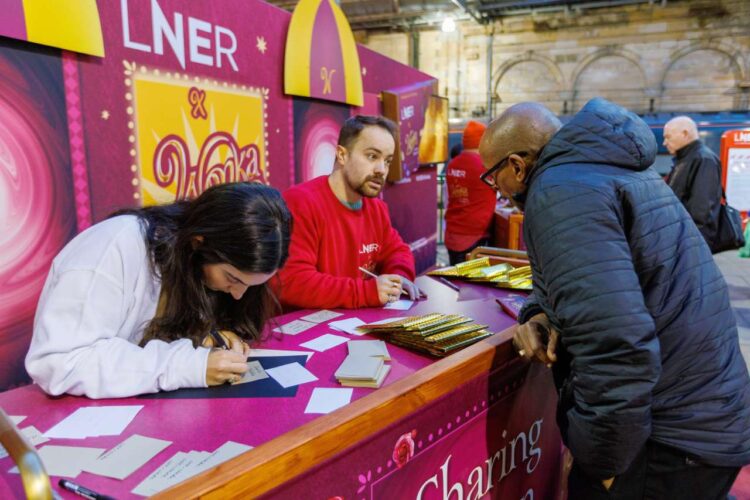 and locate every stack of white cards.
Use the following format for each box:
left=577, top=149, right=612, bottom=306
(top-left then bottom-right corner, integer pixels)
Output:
left=346, top=340, right=391, bottom=361
left=132, top=441, right=252, bottom=496
left=334, top=341, right=393, bottom=389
